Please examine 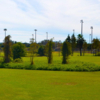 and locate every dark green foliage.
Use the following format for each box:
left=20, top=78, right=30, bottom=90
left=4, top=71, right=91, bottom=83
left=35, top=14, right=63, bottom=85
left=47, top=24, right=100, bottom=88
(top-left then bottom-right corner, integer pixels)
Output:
left=23, top=42, right=30, bottom=47
left=0, top=61, right=100, bottom=72
left=71, top=34, right=76, bottom=56
left=66, top=34, right=71, bottom=43
left=38, top=46, right=45, bottom=56
left=62, top=41, right=71, bottom=64
left=12, top=42, right=26, bottom=60
left=77, top=34, right=84, bottom=56
left=92, top=38, right=100, bottom=55
left=47, top=39, right=53, bottom=64
left=3, top=35, right=12, bottom=63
